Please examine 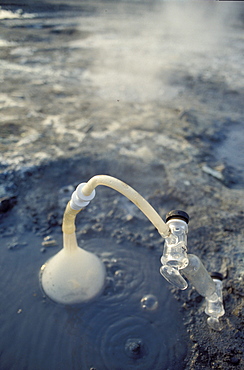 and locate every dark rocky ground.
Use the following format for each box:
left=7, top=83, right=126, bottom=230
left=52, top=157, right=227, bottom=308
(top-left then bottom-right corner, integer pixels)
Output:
left=0, top=1, right=244, bottom=369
